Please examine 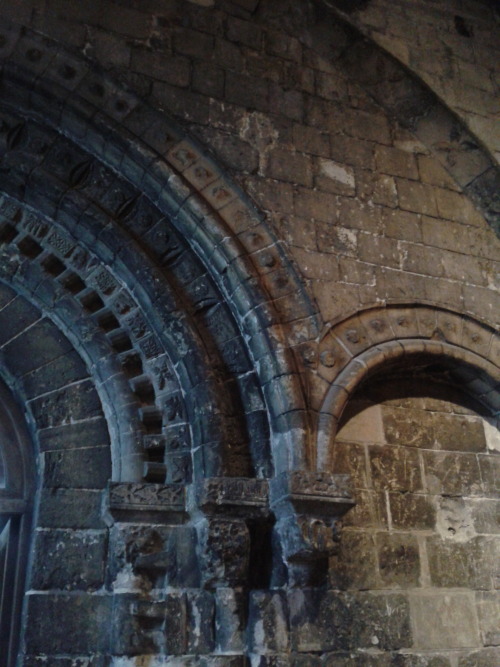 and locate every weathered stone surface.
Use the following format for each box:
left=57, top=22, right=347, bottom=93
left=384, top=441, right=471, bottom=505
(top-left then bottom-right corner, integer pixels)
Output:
left=0, top=1, right=499, bottom=665
left=331, top=441, right=370, bottom=489
left=31, top=529, right=107, bottom=591
left=348, top=592, right=411, bottom=651
left=369, top=445, right=422, bottom=493
left=427, top=536, right=496, bottom=589
left=197, top=476, right=269, bottom=516
left=476, top=591, right=500, bottom=646
left=330, top=530, right=379, bottom=591
left=43, top=447, right=111, bottom=489
left=21, top=349, right=88, bottom=398
left=389, top=655, right=451, bottom=667
left=200, top=518, right=250, bottom=586
left=376, top=533, right=420, bottom=588
left=108, top=523, right=199, bottom=590
left=23, top=658, right=106, bottom=667
left=423, top=451, right=483, bottom=496
left=38, top=488, right=104, bottom=529
left=471, top=499, right=500, bottom=534
left=29, top=380, right=103, bottom=429
left=215, top=588, right=245, bottom=653
left=288, top=589, right=410, bottom=652
left=105, top=482, right=186, bottom=522
left=410, top=592, right=481, bottom=649
left=272, top=470, right=353, bottom=514
left=249, top=591, right=289, bottom=654
left=24, top=594, right=112, bottom=653
left=458, top=648, right=500, bottom=667
left=388, top=492, right=436, bottom=530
